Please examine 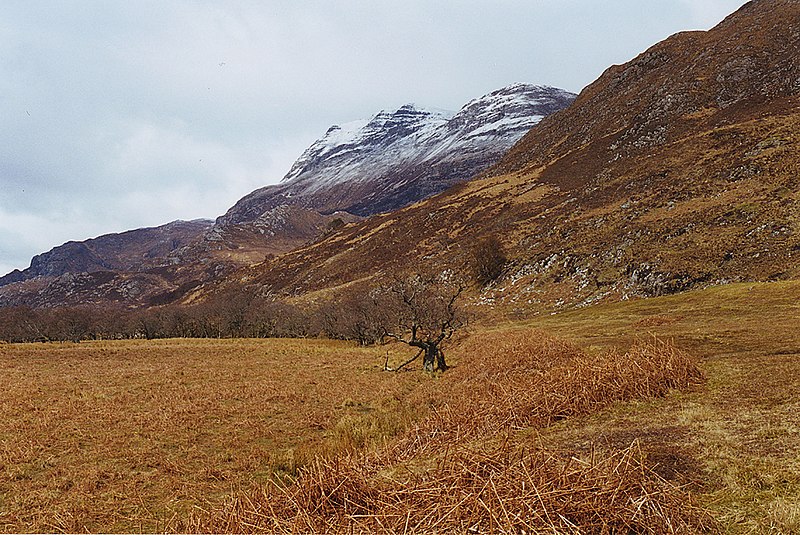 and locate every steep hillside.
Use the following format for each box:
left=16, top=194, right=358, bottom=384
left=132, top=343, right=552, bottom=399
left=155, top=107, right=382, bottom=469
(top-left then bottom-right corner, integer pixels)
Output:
left=203, top=0, right=799, bottom=312
left=491, top=0, right=800, bottom=181
left=0, top=220, right=212, bottom=289
left=0, top=220, right=240, bottom=308
left=175, top=206, right=360, bottom=267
